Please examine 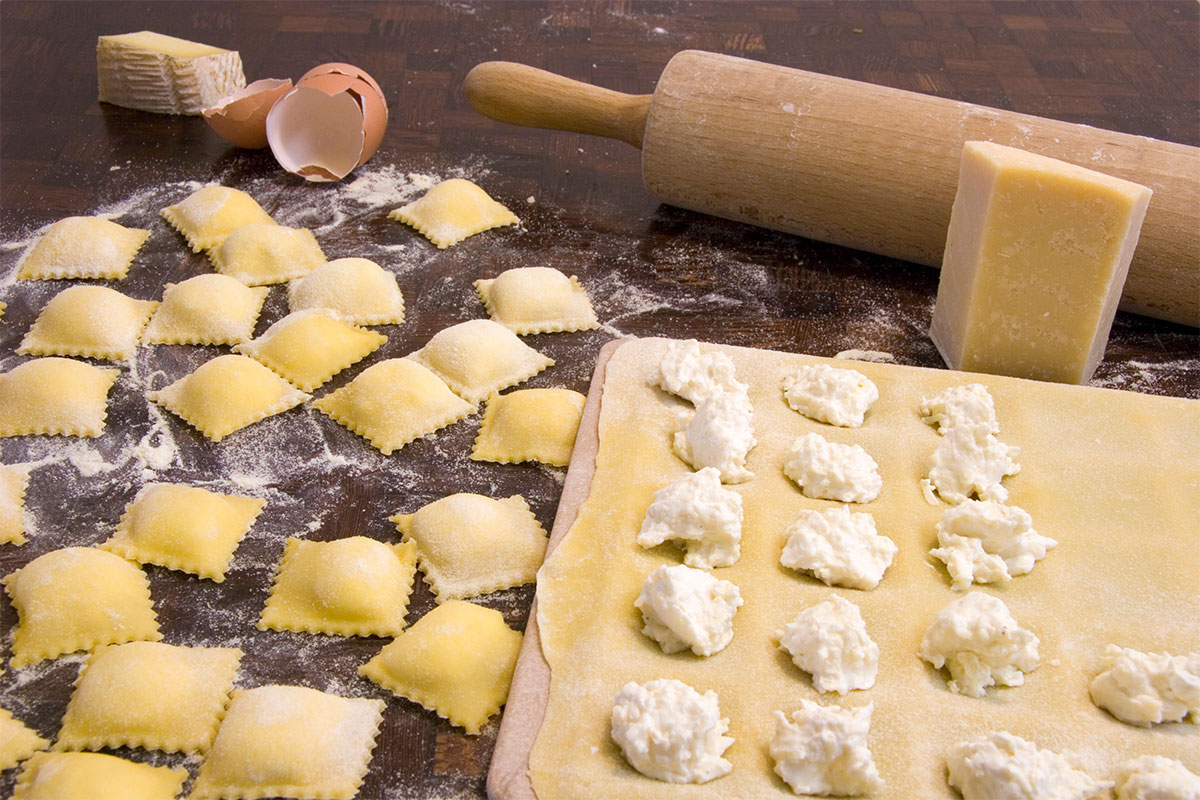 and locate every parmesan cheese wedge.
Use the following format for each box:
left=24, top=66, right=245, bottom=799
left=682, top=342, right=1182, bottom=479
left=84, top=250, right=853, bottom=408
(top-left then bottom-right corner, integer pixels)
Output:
left=930, top=141, right=1152, bottom=384
left=97, top=31, right=245, bottom=115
